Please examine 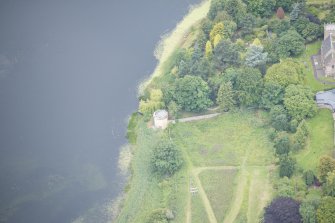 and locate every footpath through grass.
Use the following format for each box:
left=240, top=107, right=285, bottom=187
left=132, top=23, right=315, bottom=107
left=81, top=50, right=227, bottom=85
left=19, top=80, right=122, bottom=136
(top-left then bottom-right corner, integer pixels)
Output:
left=173, top=111, right=274, bottom=167
left=172, top=111, right=275, bottom=223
